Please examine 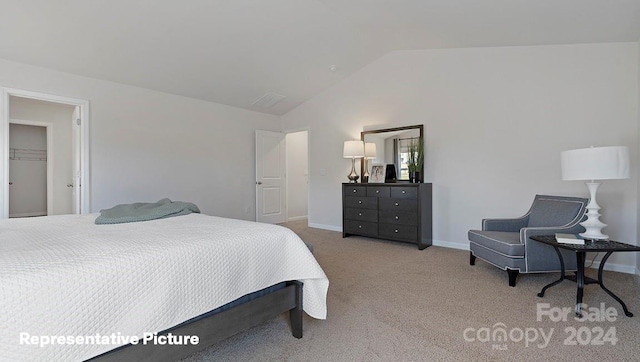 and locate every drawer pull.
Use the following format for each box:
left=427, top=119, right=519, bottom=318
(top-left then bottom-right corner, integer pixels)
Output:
left=395, top=229, right=399, bottom=233
left=353, top=189, right=357, bottom=193
left=358, top=212, right=362, bottom=216
left=376, top=190, right=380, bottom=193
left=358, top=225, right=363, bottom=229
left=395, top=202, right=399, bottom=206
left=402, top=190, right=406, bottom=194
left=358, top=200, right=362, bottom=204
left=395, top=216, right=399, bottom=220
